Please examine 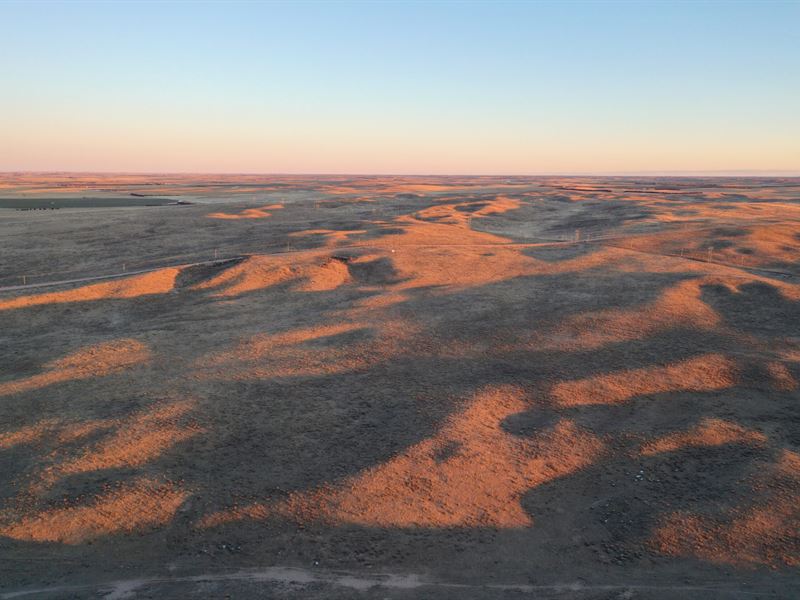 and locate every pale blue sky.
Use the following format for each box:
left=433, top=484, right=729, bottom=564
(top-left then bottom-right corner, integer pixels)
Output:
left=1, top=0, right=798, bottom=174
